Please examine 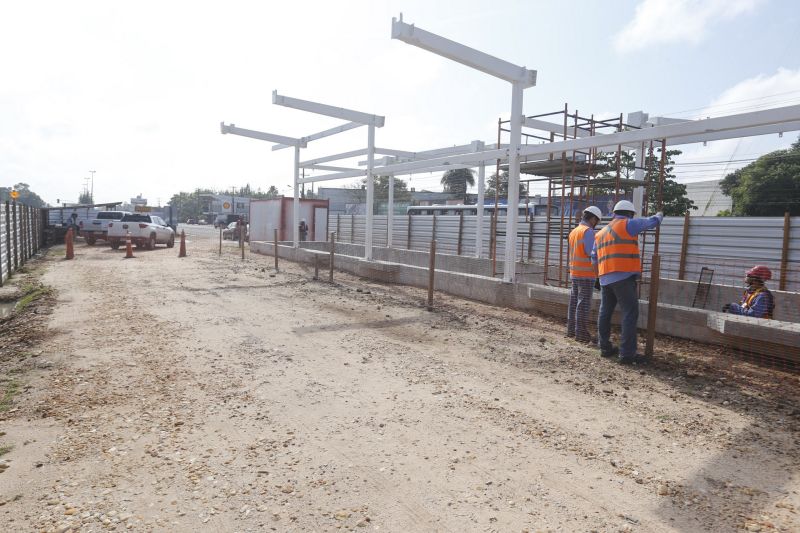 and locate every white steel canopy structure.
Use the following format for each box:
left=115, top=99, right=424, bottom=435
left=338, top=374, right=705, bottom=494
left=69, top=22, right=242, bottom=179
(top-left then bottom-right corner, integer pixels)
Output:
left=221, top=92, right=384, bottom=257
left=391, top=13, right=537, bottom=282
left=221, top=14, right=800, bottom=284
